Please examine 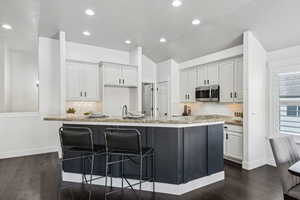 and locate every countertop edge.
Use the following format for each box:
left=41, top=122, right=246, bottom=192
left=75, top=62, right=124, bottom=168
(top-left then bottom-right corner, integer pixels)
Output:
left=44, top=118, right=225, bottom=128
